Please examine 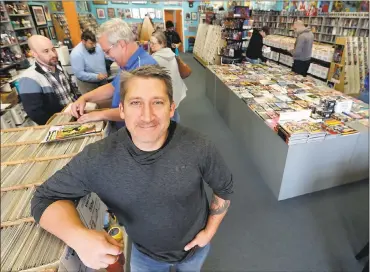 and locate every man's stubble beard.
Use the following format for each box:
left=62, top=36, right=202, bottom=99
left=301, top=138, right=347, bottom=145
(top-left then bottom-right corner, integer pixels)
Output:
left=48, top=57, right=59, bottom=66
